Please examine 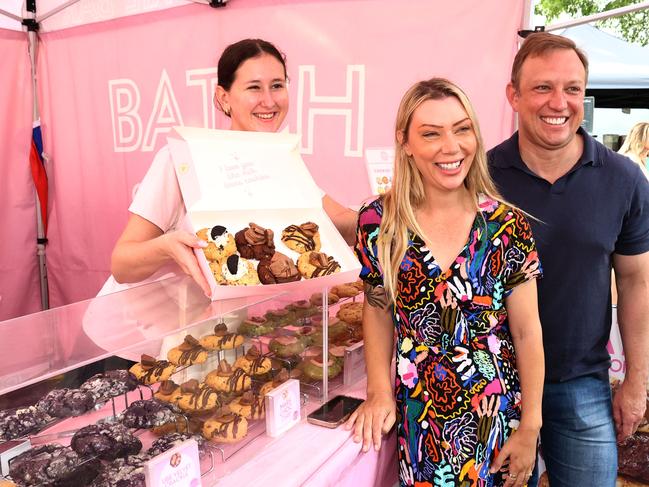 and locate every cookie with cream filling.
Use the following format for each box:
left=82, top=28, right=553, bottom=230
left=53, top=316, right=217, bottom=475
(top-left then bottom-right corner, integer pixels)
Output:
left=196, top=225, right=237, bottom=262
left=210, top=254, right=260, bottom=286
